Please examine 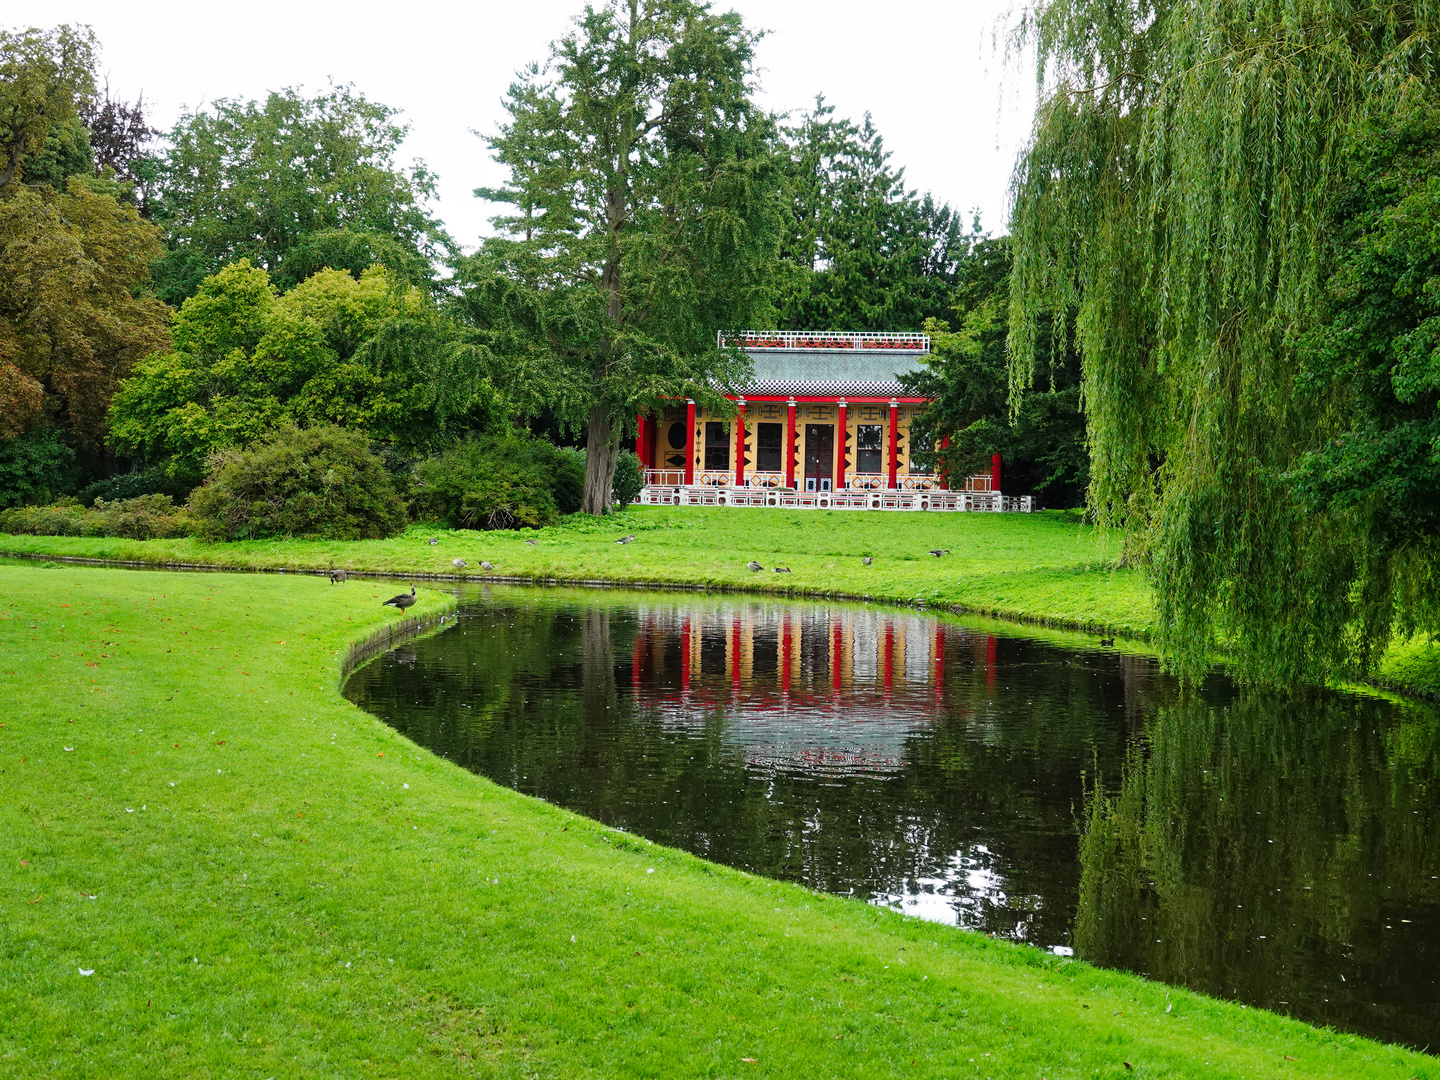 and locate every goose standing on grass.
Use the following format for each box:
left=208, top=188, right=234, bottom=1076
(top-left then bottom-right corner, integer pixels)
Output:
left=427, top=538, right=439, bottom=545
left=453, top=558, right=467, bottom=570
left=861, top=556, right=874, bottom=566
left=329, top=569, right=348, bottom=584
left=616, top=534, right=635, bottom=545
left=927, top=549, right=951, bottom=558
left=747, top=560, right=763, bottom=572
left=481, top=561, right=494, bottom=571
left=382, top=586, right=416, bottom=611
